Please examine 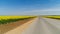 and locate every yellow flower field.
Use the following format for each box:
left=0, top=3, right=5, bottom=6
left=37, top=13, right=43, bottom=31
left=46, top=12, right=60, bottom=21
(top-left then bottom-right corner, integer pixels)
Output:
left=43, top=16, right=60, bottom=18
left=0, top=16, right=34, bottom=20
left=0, top=16, right=35, bottom=24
